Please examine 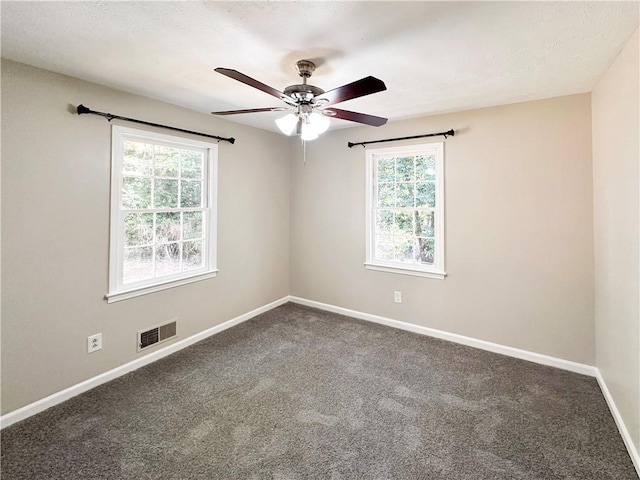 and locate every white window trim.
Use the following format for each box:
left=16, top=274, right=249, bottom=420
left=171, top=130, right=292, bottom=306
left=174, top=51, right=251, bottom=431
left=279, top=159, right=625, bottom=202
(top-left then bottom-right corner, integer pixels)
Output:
left=106, top=126, right=218, bottom=303
left=365, top=142, right=446, bottom=279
